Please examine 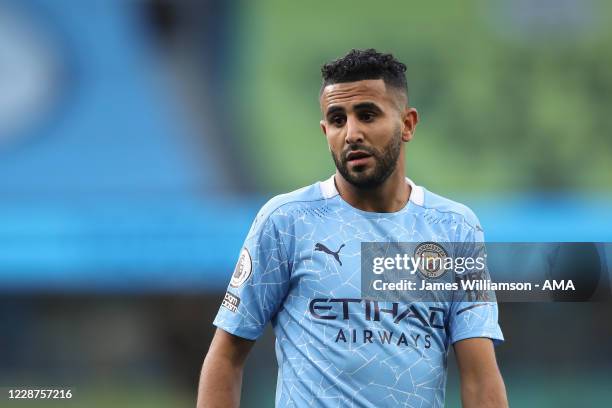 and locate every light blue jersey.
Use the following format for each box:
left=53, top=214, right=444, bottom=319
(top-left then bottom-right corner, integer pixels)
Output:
left=214, top=176, right=503, bottom=407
